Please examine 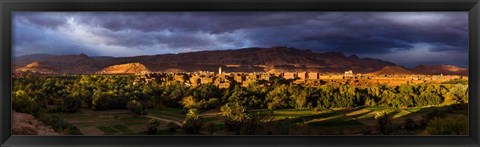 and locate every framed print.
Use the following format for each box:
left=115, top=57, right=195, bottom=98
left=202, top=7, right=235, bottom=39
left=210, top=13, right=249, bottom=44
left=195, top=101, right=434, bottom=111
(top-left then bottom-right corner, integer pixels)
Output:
left=1, top=0, right=479, bottom=147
